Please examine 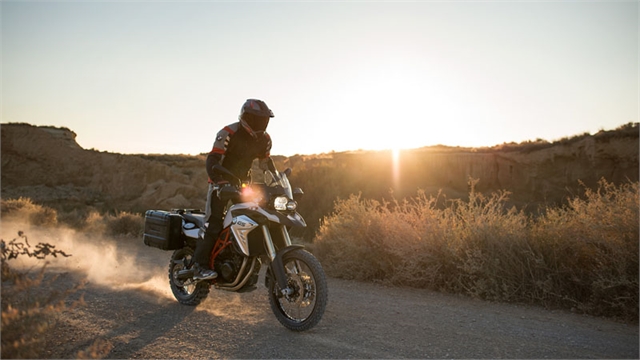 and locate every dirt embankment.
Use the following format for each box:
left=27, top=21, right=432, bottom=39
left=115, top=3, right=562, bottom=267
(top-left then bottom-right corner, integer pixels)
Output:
left=286, top=128, right=639, bottom=205
left=1, top=124, right=208, bottom=212
left=2, top=122, right=638, bottom=218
